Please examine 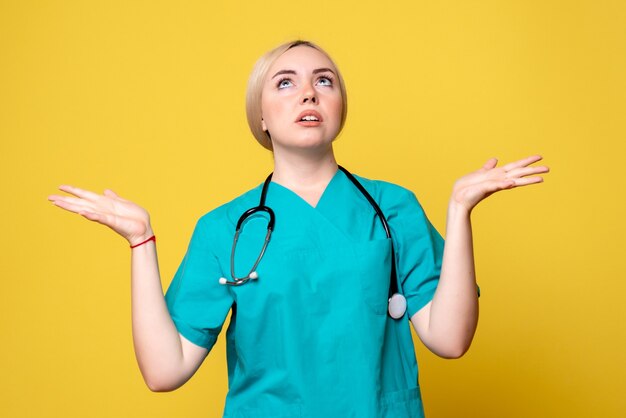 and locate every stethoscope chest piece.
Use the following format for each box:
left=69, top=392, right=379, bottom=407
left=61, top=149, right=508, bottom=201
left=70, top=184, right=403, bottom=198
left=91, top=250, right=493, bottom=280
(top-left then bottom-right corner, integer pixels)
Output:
left=388, top=293, right=407, bottom=319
